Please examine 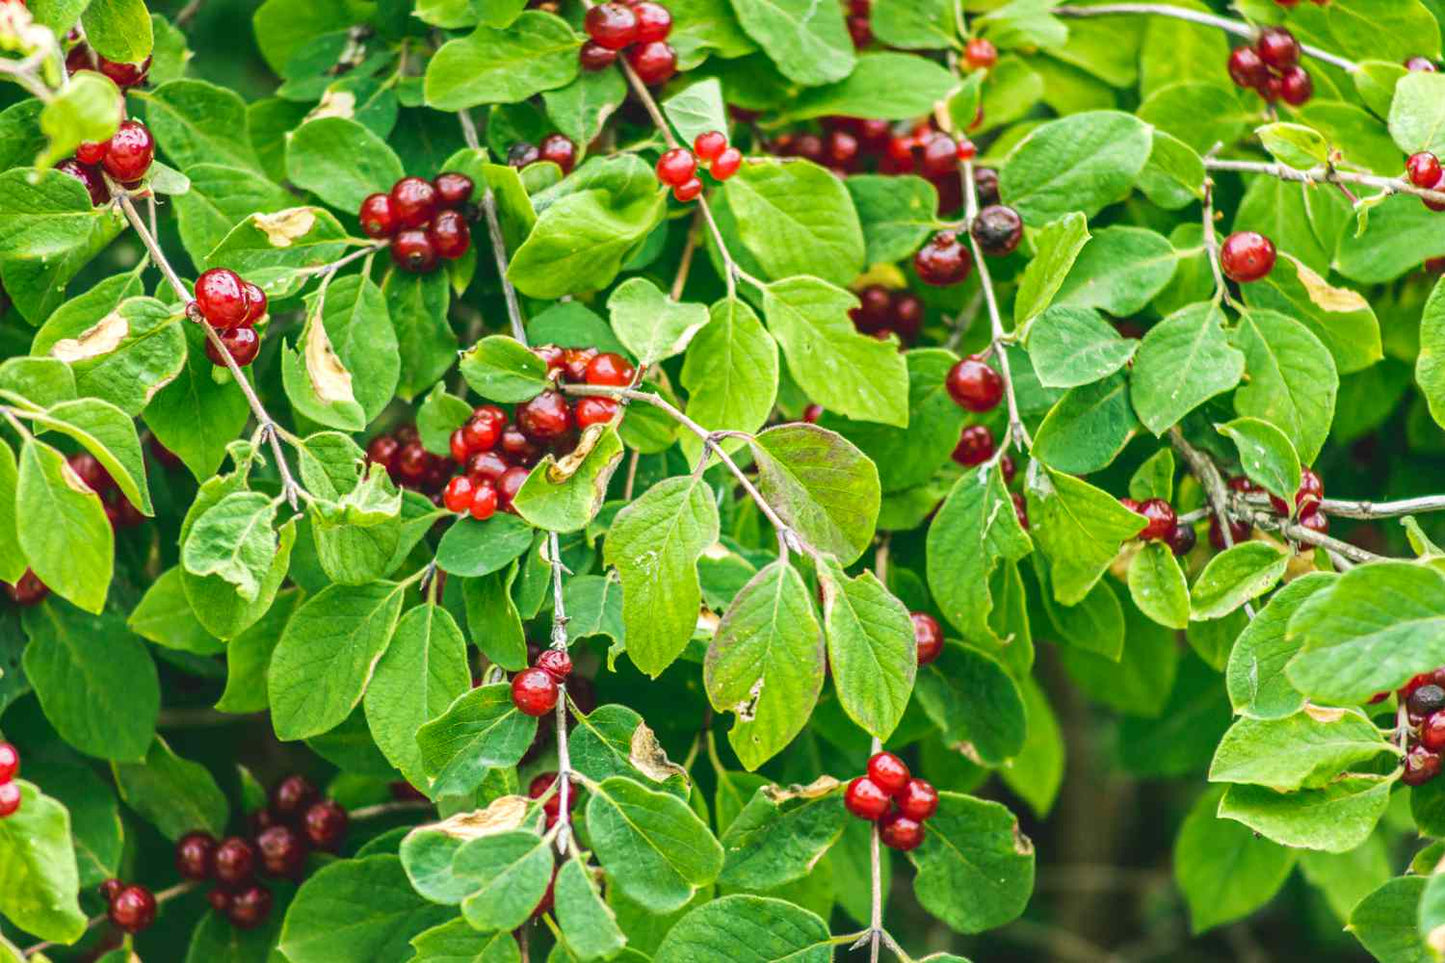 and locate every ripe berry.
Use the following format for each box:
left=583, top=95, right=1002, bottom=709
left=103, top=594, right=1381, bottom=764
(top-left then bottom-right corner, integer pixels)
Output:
left=580, top=41, right=619, bottom=71
left=537, top=648, right=573, bottom=682
left=975, top=167, right=1001, bottom=206
left=971, top=205, right=1023, bottom=257
left=956, top=139, right=977, bottom=162
left=303, top=800, right=348, bottom=851
left=98, top=54, right=150, bottom=88
left=108, top=885, right=157, bottom=934
left=1410, top=153, right=1443, bottom=189
left=175, top=831, right=217, bottom=881
left=576, top=396, right=619, bottom=428
left=463, top=407, right=506, bottom=452
left=867, top=751, right=910, bottom=794
left=919, top=133, right=959, bottom=179
left=952, top=425, right=995, bottom=466
left=391, top=176, right=439, bottom=230
left=911, top=612, right=943, bottom=666
left=946, top=356, right=1003, bottom=412
left=1166, top=523, right=1197, bottom=557
left=879, top=811, right=925, bottom=851
left=656, top=148, right=698, bottom=187
left=449, top=429, right=470, bottom=464
left=0, top=782, right=19, bottom=818
left=825, top=130, right=859, bottom=167
left=896, top=778, right=939, bottom=822
left=396, top=441, right=432, bottom=485
left=1423, top=713, right=1445, bottom=752
left=914, top=231, right=972, bottom=286
left=226, top=884, right=273, bottom=930
left=76, top=140, right=107, bottom=166
left=1219, top=231, right=1276, bottom=283
left=466, top=450, right=509, bottom=484
left=501, top=426, right=541, bottom=464
left=673, top=177, right=703, bottom=202
left=1209, top=515, right=1251, bottom=550
left=1227, top=46, right=1269, bottom=89
left=517, top=390, right=574, bottom=441
left=367, top=435, right=400, bottom=473
left=627, top=41, right=677, bottom=85
left=0, top=742, right=16, bottom=784
left=242, top=281, right=268, bottom=325
left=56, top=158, right=110, bottom=207
left=891, top=293, right=924, bottom=342
left=498, top=466, right=530, bottom=511
left=1138, top=499, right=1176, bottom=541
left=194, top=268, right=251, bottom=330
left=469, top=479, right=499, bottom=521
left=443, top=474, right=475, bottom=514
left=540, top=133, right=577, bottom=174
left=851, top=285, right=891, bottom=334
left=1404, top=744, right=1443, bottom=786
left=391, top=229, right=439, bottom=274
left=434, top=172, right=474, bottom=209
left=257, top=824, right=307, bottom=879
left=429, top=209, right=472, bottom=260
left=561, top=346, right=599, bottom=382
left=586, top=352, right=635, bottom=387
left=358, top=193, right=396, bottom=238
left=964, top=37, right=997, bottom=70
left=1279, top=66, right=1312, bottom=106
left=1297, top=467, right=1324, bottom=517
left=711, top=147, right=743, bottom=180
left=272, top=774, right=318, bottom=819
left=204, top=325, right=261, bottom=368
left=586, top=2, right=639, bottom=49
left=803, top=404, right=822, bottom=423
left=695, top=131, right=728, bottom=162
left=1255, top=27, right=1299, bottom=69
left=633, top=1, right=673, bottom=42
left=512, top=667, right=560, bottom=717
left=101, top=120, right=154, bottom=184
left=844, top=776, right=891, bottom=820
